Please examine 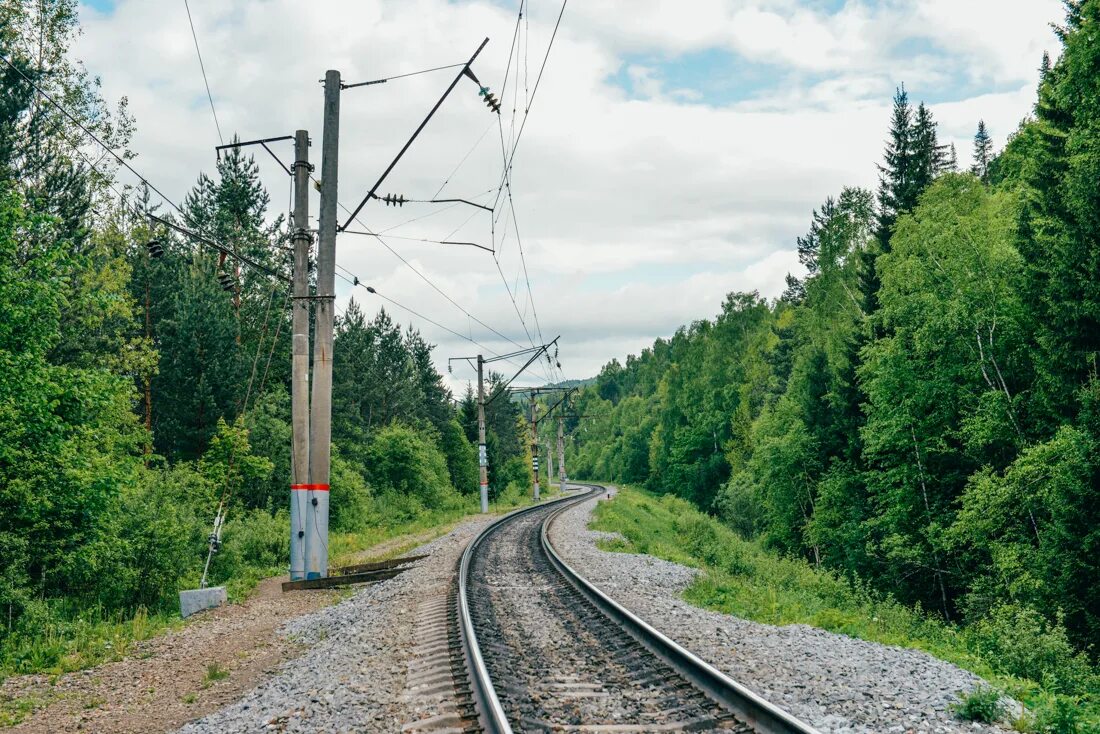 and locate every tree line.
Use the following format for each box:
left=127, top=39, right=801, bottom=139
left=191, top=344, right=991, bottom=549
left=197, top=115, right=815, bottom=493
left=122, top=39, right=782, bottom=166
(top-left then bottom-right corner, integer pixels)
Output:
left=569, top=2, right=1100, bottom=659
left=0, top=0, right=529, bottom=666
